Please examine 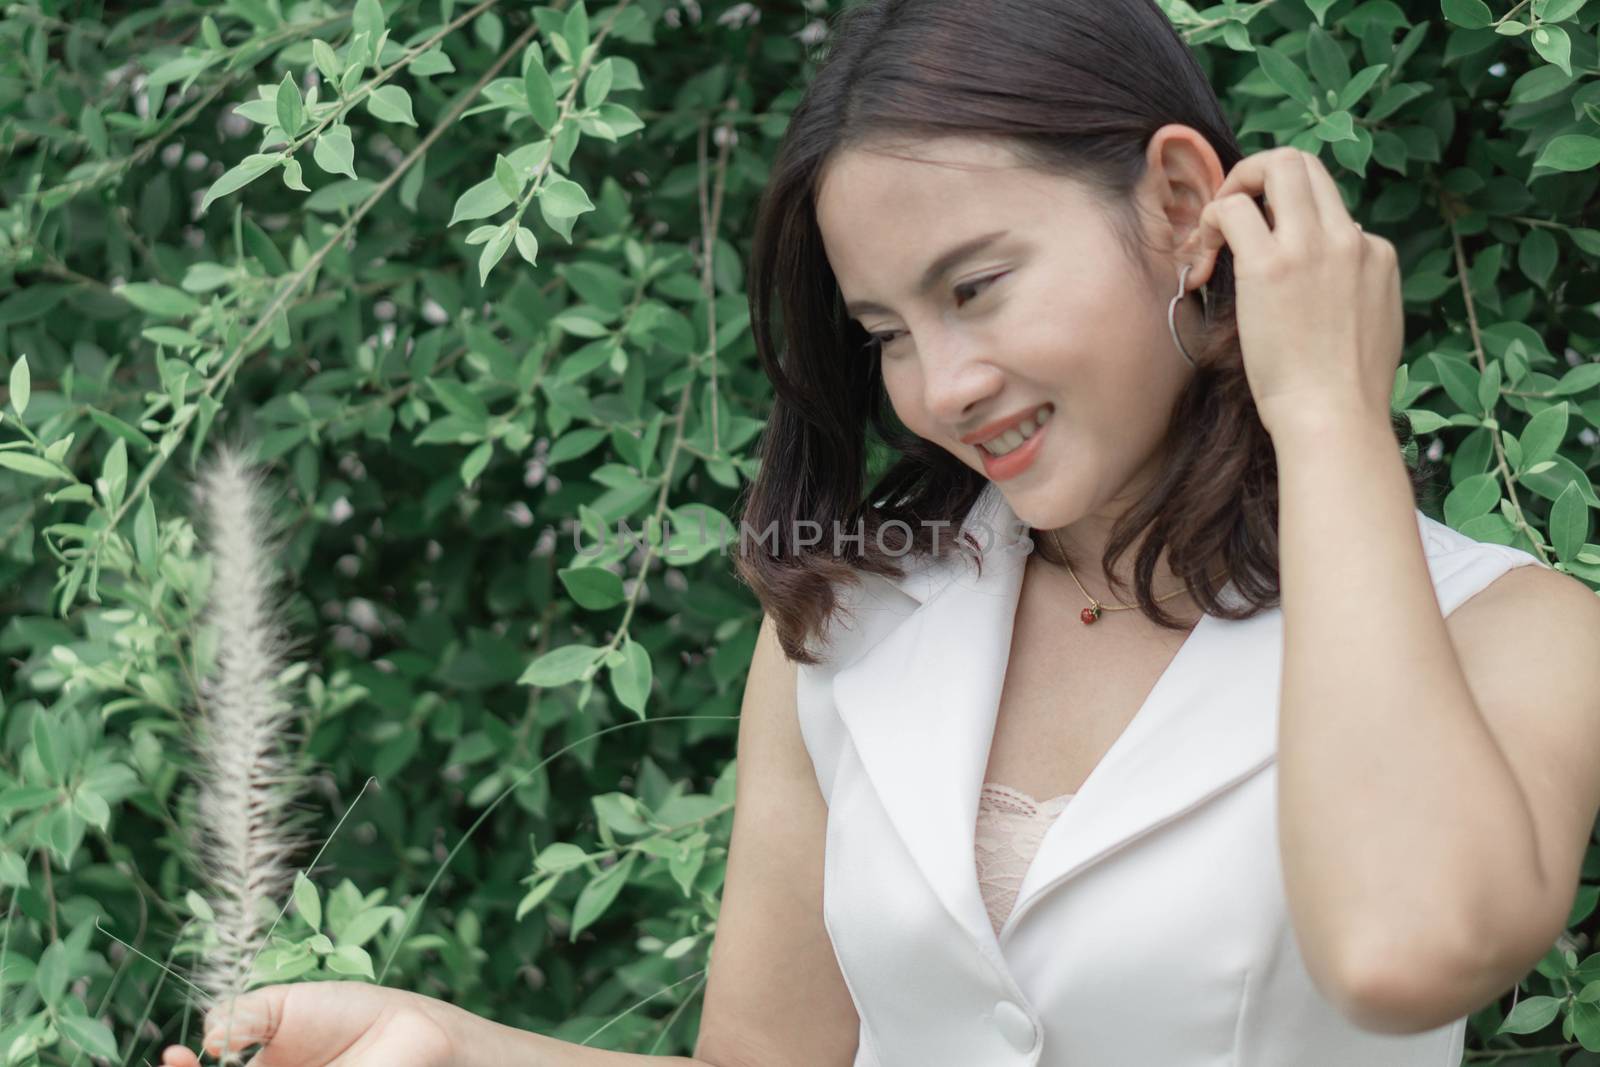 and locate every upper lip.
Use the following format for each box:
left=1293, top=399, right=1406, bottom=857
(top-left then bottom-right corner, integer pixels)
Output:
left=960, top=403, right=1052, bottom=446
